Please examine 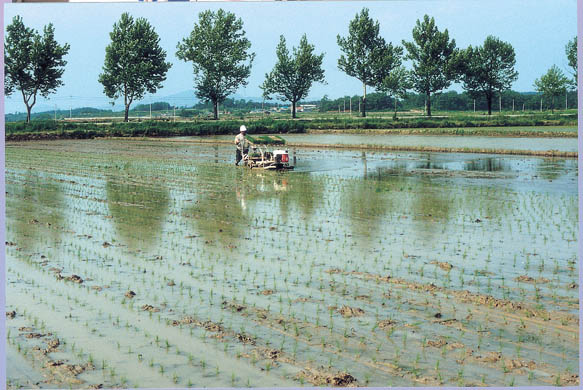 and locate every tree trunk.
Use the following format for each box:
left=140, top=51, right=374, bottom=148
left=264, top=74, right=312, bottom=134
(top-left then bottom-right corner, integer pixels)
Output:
left=292, top=100, right=297, bottom=119
left=26, top=105, right=32, bottom=123
left=213, top=100, right=219, bottom=120
left=393, top=98, right=398, bottom=120
left=486, top=95, right=492, bottom=115
left=551, top=96, right=554, bottom=113
left=123, top=92, right=130, bottom=123
left=361, top=83, right=366, bottom=118
left=426, top=92, right=431, bottom=117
